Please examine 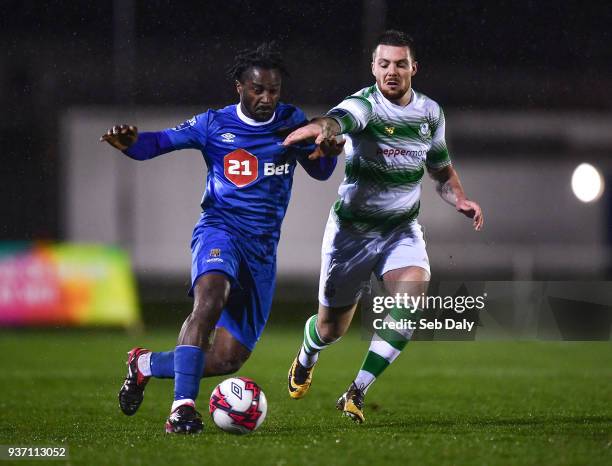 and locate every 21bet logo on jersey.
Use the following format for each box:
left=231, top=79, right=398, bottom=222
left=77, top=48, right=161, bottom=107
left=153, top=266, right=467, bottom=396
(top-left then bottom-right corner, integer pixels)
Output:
left=224, top=149, right=258, bottom=187
left=224, top=148, right=290, bottom=188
